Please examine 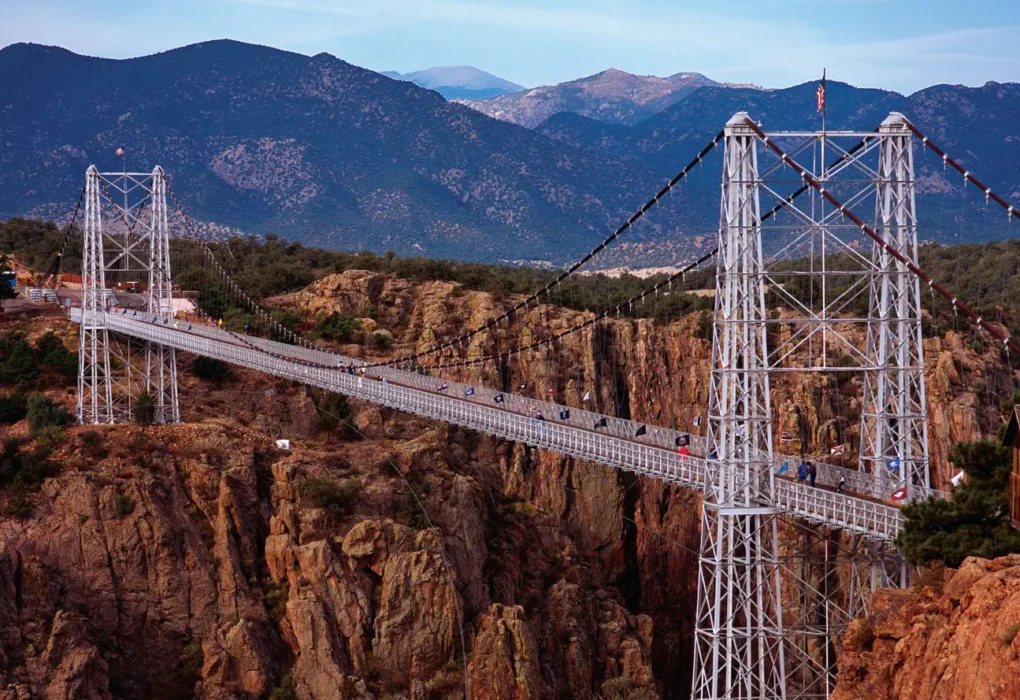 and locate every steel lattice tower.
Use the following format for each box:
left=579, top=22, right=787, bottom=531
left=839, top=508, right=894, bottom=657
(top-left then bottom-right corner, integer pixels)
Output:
left=78, top=166, right=116, bottom=424
left=692, top=113, right=788, bottom=700
left=77, top=165, right=180, bottom=424
left=144, top=167, right=180, bottom=423
left=859, top=114, right=929, bottom=503
left=693, top=111, right=931, bottom=699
